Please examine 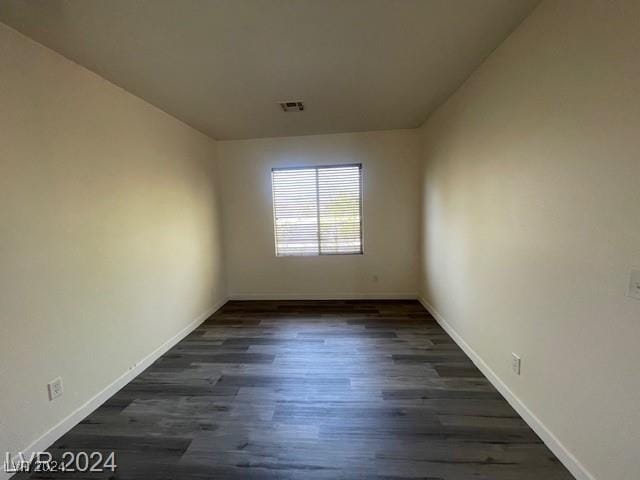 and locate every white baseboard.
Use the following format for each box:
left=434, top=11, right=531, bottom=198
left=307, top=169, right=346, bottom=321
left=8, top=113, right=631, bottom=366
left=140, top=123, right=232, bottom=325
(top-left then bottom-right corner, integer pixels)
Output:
left=4, top=297, right=228, bottom=480
left=417, top=296, right=596, bottom=480
left=228, top=292, right=418, bottom=300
